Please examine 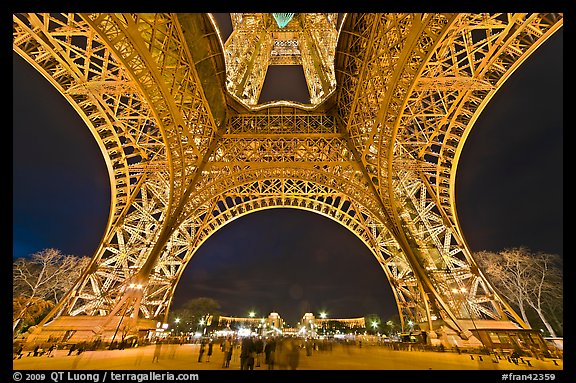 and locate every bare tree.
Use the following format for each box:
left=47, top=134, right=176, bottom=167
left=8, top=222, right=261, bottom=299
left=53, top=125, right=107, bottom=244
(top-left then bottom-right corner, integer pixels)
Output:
left=523, top=251, right=562, bottom=337
left=542, top=299, right=563, bottom=336
left=475, top=247, right=563, bottom=337
left=475, top=249, right=533, bottom=326
left=13, top=248, right=90, bottom=333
